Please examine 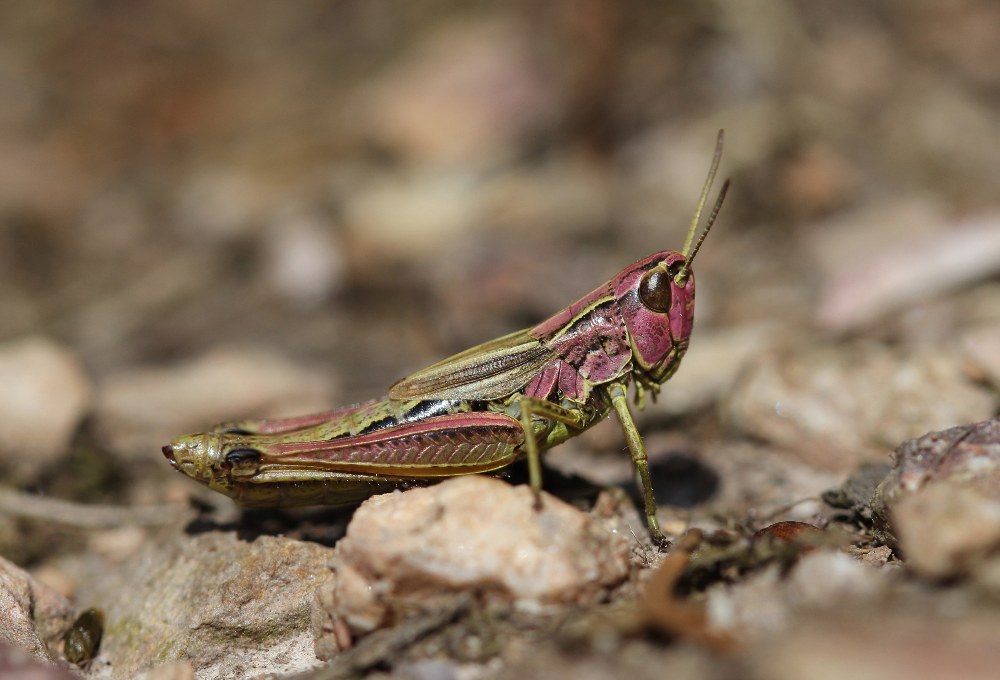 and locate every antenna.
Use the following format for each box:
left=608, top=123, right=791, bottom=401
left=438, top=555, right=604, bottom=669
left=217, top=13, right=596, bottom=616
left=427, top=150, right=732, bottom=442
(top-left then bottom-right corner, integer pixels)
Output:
left=675, top=130, right=729, bottom=285
left=682, top=130, right=725, bottom=256
left=675, top=178, right=729, bottom=283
